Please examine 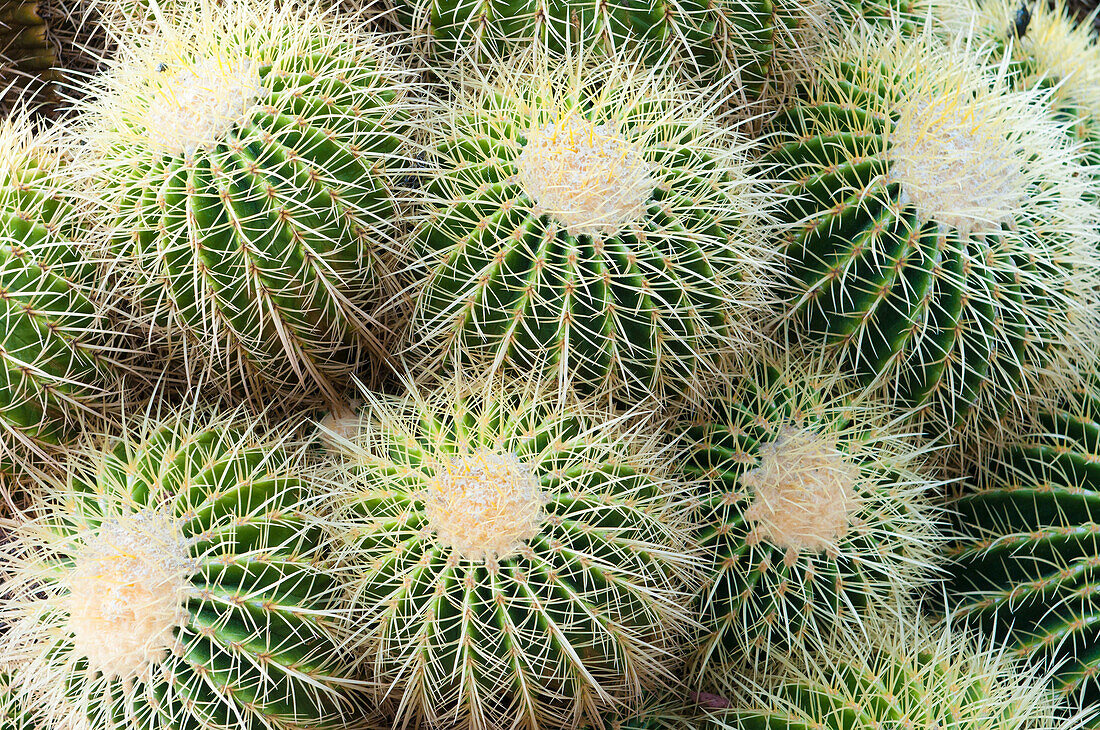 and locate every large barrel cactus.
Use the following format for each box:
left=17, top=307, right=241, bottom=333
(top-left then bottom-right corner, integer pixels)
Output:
left=0, top=410, right=359, bottom=730
left=0, top=115, right=125, bottom=479
left=408, top=51, right=776, bottom=407
left=763, top=28, right=1100, bottom=439
left=76, top=0, right=418, bottom=404
left=710, top=617, right=1077, bottom=730
left=675, top=353, right=940, bottom=674
left=947, top=381, right=1100, bottom=709
left=318, top=373, right=699, bottom=730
